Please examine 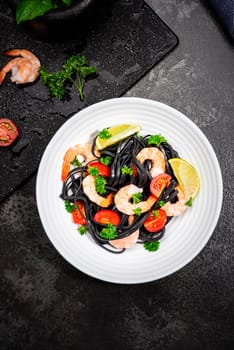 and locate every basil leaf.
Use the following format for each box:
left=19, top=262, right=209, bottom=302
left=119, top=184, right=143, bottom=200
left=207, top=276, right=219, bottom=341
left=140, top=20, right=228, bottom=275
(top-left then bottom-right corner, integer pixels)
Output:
left=63, top=0, right=73, bottom=5
left=16, top=0, right=53, bottom=24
